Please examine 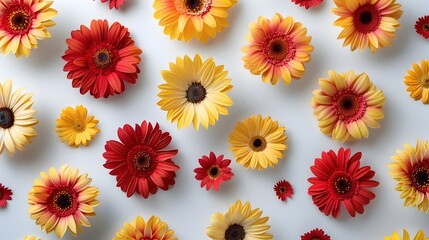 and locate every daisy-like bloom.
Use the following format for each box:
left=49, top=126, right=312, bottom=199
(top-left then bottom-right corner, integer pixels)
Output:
left=153, top=0, right=237, bottom=43
left=229, top=114, right=287, bottom=170
left=332, top=0, right=403, bottom=53
left=308, top=148, right=379, bottom=218
left=415, top=16, right=429, bottom=39
left=404, top=60, right=429, bottom=104
left=301, top=228, right=331, bottom=240
left=242, top=13, right=314, bottom=85
left=62, top=19, right=142, bottom=99
left=194, top=152, right=234, bottom=191
left=0, top=80, right=38, bottom=155
left=385, top=229, right=427, bottom=240
left=206, top=200, right=273, bottom=240
left=389, top=140, right=429, bottom=213
left=291, top=0, right=323, bottom=9
left=27, top=165, right=99, bottom=238
left=0, top=183, right=12, bottom=207
left=101, top=0, right=125, bottom=9
left=55, top=105, right=100, bottom=148
left=23, top=236, right=42, bottom=240
left=103, top=121, right=179, bottom=198
left=113, top=215, right=177, bottom=240
left=312, top=70, right=385, bottom=142
left=274, top=180, right=293, bottom=201
left=0, top=0, right=57, bottom=57
left=158, top=54, right=233, bottom=130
